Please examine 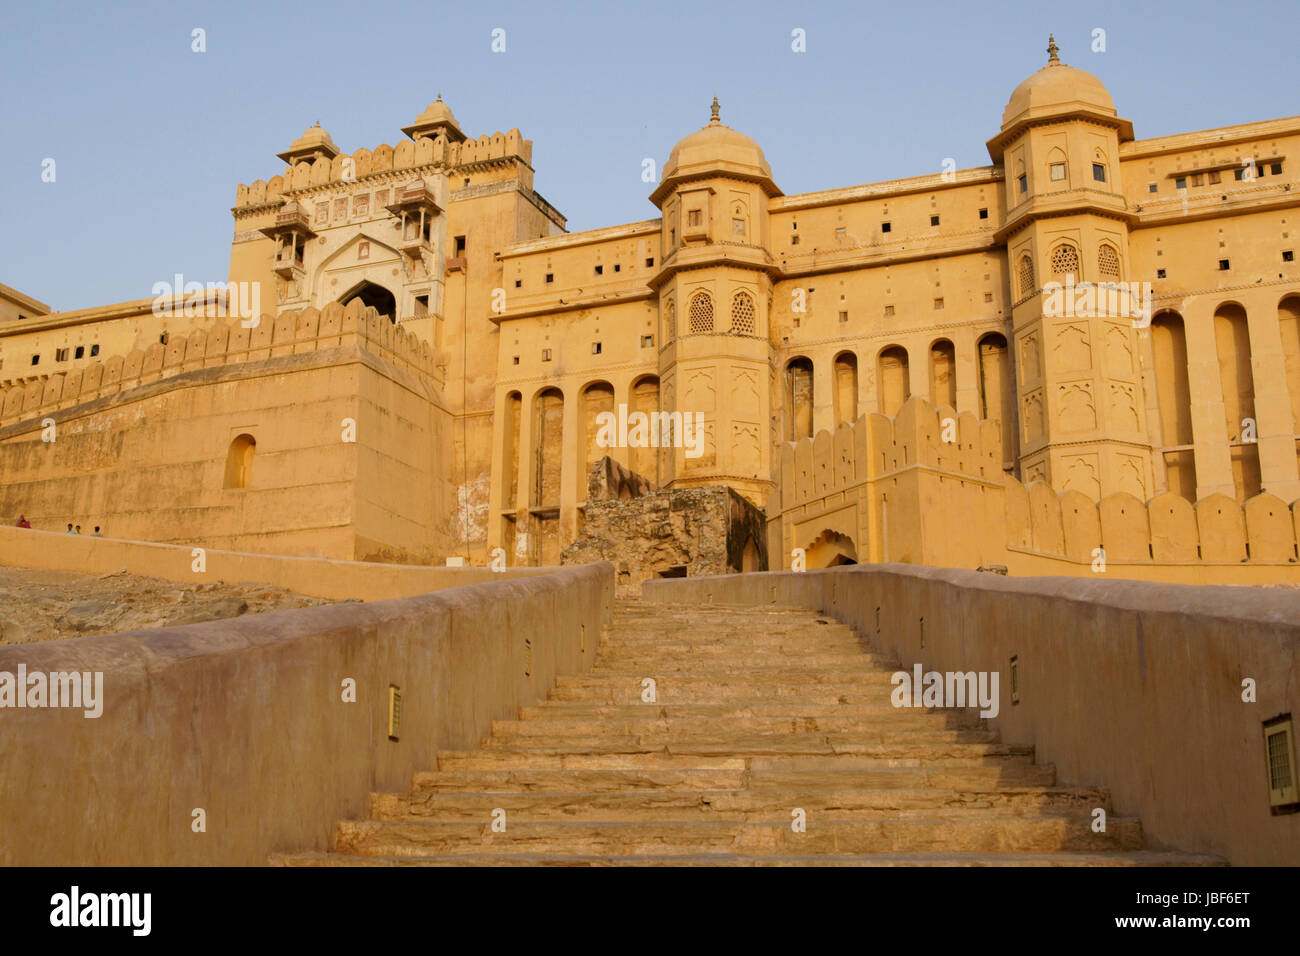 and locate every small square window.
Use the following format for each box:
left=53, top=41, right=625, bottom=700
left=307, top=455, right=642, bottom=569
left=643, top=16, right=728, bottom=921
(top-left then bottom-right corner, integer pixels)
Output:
left=881, top=222, right=891, bottom=233
left=1156, top=268, right=1167, bottom=279
left=74, top=346, right=84, bottom=359
left=933, top=298, right=944, bottom=310
left=1148, top=183, right=1158, bottom=193
left=984, top=292, right=993, bottom=303
left=793, top=317, right=800, bottom=328
left=90, top=344, right=99, bottom=357
left=930, top=215, right=940, bottom=226
left=545, top=273, right=554, bottom=283
left=31, top=355, right=39, bottom=366
left=463, top=178, right=470, bottom=187
left=514, top=279, right=522, bottom=288
left=542, top=349, right=552, bottom=362
left=1018, top=174, right=1028, bottom=193
left=592, top=342, right=602, bottom=354
left=641, top=335, right=654, bottom=348
left=838, top=310, right=848, bottom=323
left=1092, top=163, right=1107, bottom=182
left=1049, top=162, right=1066, bottom=181
left=1283, top=250, right=1294, bottom=262
left=791, top=235, right=800, bottom=245
left=883, top=304, right=895, bottom=317
left=512, top=355, right=520, bottom=365
left=687, top=209, right=702, bottom=227
left=645, top=258, right=654, bottom=267
left=56, top=348, right=68, bottom=361
left=1175, top=177, right=1186, bottom=189
left=1209, top=170, right=1221, bottom=184
left=1271, top=162, right=1283, bottom=175
left=614, top=264, right=620, bottom=272
left=1191, top=173, right=1203, bottom=186
left=454, top=235, right=467, bottom=256
left=978, top=208, right=988, bottom=219
left=1234, top=167, right=1246, bottom=181
left=1219, top=259, right=1231, bottom=271
left=594, top=265, right=603, bottom=275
